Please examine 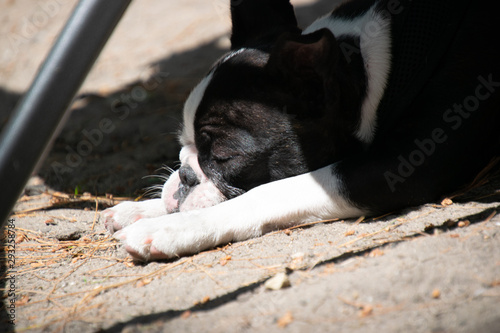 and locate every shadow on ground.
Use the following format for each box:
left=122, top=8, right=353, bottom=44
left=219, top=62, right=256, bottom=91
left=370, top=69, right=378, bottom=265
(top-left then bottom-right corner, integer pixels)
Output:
left=13, top=0, right=337, bottom=197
